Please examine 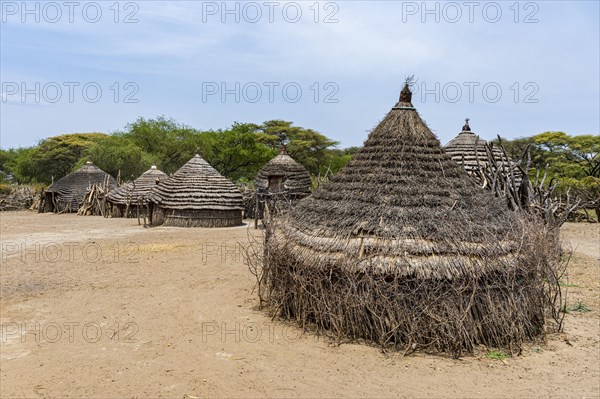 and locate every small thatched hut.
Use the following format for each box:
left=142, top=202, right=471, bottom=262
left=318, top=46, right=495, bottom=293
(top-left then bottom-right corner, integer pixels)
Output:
left=253, top=146, right=312, bottom=219
left=106, top=165, right=168, bottom=218
left=444, top=119, right=522, bottom=186
left=42, top=161, right=116, bottom=213
left=147, top=152, right=244, bottom=227
left=258, top=84, right=561, bottom=356
left=255, top=146, right=312, bottom=197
